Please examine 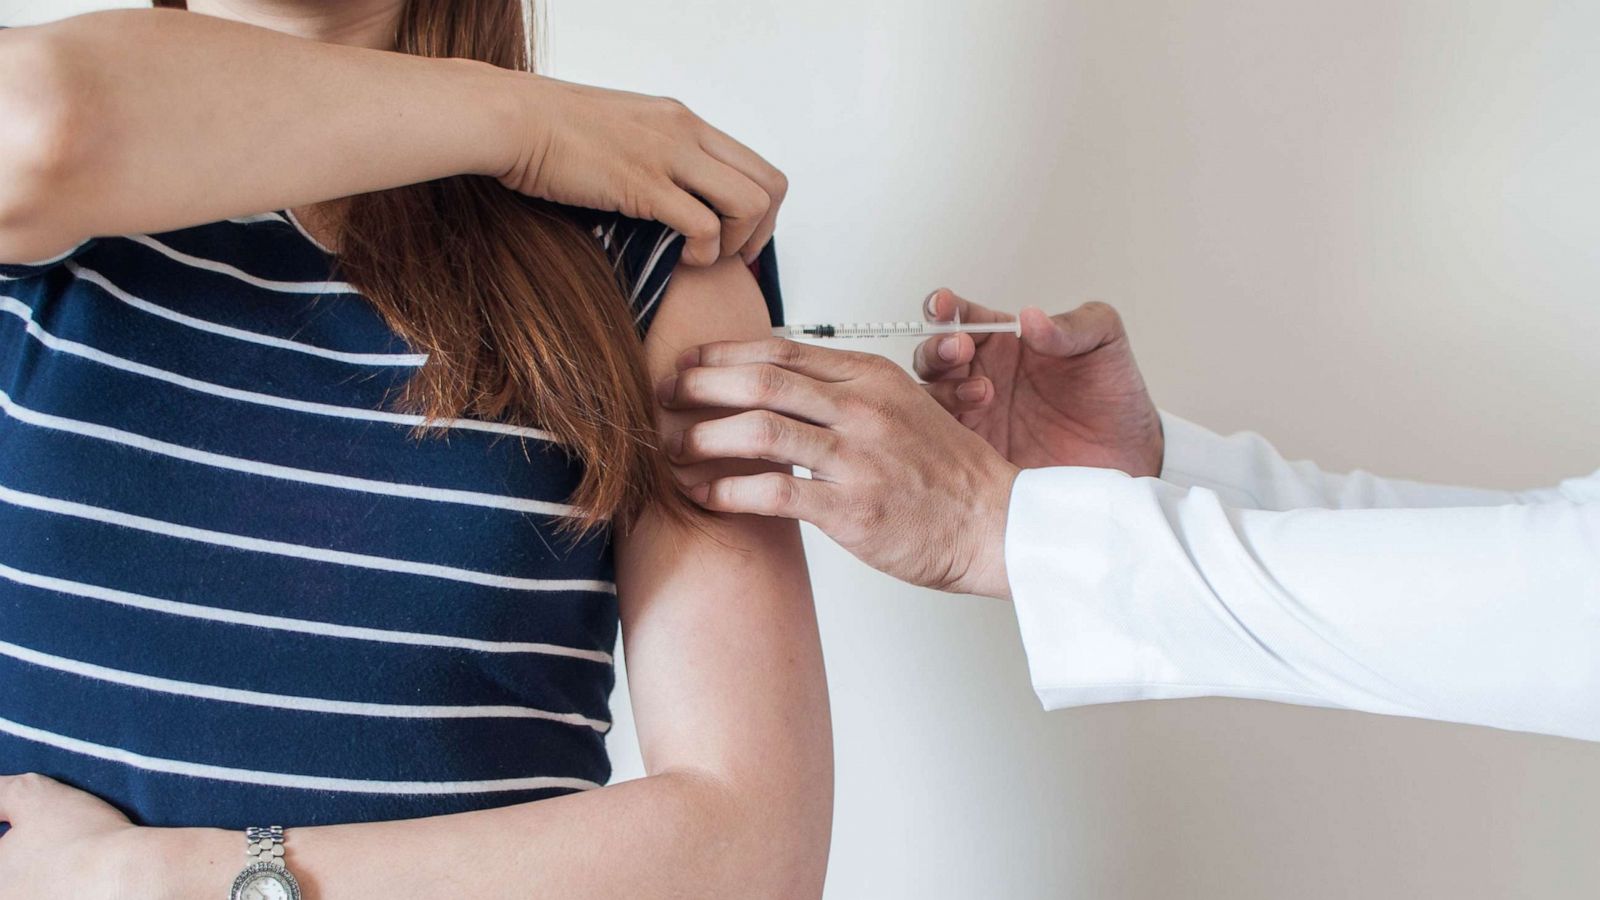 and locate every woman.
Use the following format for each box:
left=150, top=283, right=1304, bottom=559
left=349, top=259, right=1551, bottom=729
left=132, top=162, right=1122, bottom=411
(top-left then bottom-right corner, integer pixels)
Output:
left=0, top=3, right=831, bottom=898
